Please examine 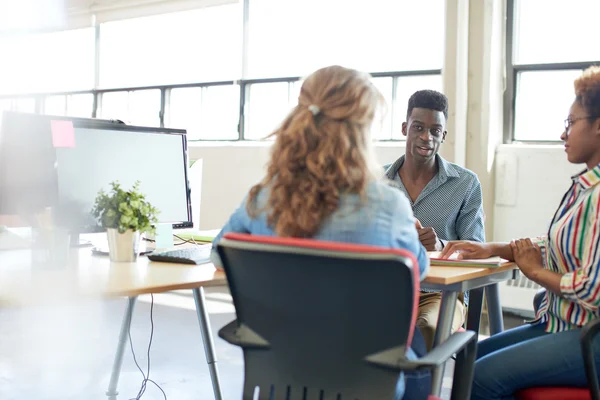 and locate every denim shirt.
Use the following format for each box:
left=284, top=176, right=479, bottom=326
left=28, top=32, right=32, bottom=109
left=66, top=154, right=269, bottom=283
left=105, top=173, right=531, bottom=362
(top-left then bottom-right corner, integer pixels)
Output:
left=211, top=179, right=429, bottom=279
